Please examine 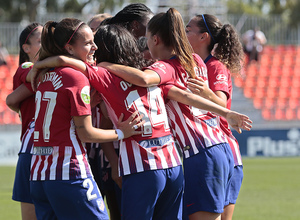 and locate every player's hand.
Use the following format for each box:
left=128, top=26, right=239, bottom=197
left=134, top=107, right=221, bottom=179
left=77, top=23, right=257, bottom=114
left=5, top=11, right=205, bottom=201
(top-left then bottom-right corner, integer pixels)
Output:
left=117, top=111, right=145, bottom=139
left=225, top=111, right=252, bottom=134
left=187, top=76, right=212, bottom=99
